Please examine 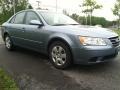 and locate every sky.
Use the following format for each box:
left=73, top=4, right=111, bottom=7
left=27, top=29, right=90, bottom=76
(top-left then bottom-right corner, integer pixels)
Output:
left=29, top=0, right=117, bottom=21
